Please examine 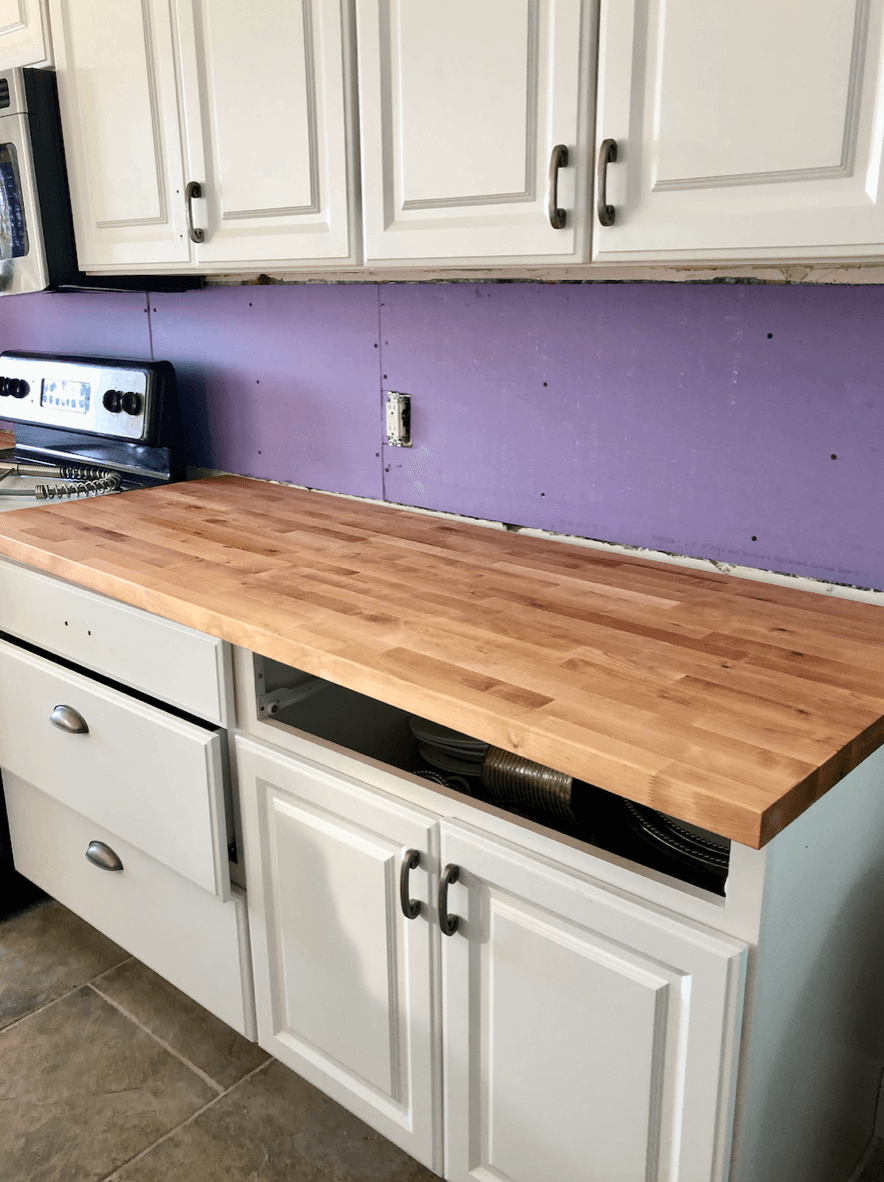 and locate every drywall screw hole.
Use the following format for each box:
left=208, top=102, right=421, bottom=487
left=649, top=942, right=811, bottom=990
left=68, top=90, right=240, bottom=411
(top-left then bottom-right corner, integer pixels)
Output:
left=831, top=454, right=838, bottom=460
left=751, top=535, right=757, bottom=541
left=543, top=382, right=548, bottom=387
left=767, top=333, right=773, bottom=339
left=540, top=492, right=546, bottom=497
left=249, top=302, right=252, bottom=306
